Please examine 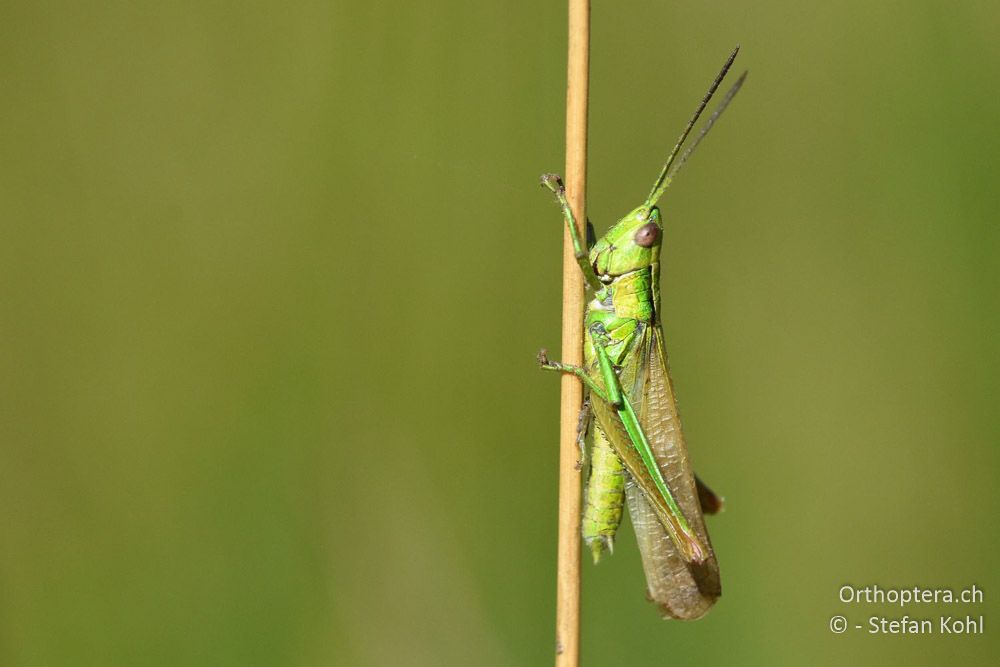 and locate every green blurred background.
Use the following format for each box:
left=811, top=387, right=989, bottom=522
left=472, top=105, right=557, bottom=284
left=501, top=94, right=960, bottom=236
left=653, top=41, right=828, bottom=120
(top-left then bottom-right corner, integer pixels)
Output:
left=2, top=1, right=998, bottom=665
